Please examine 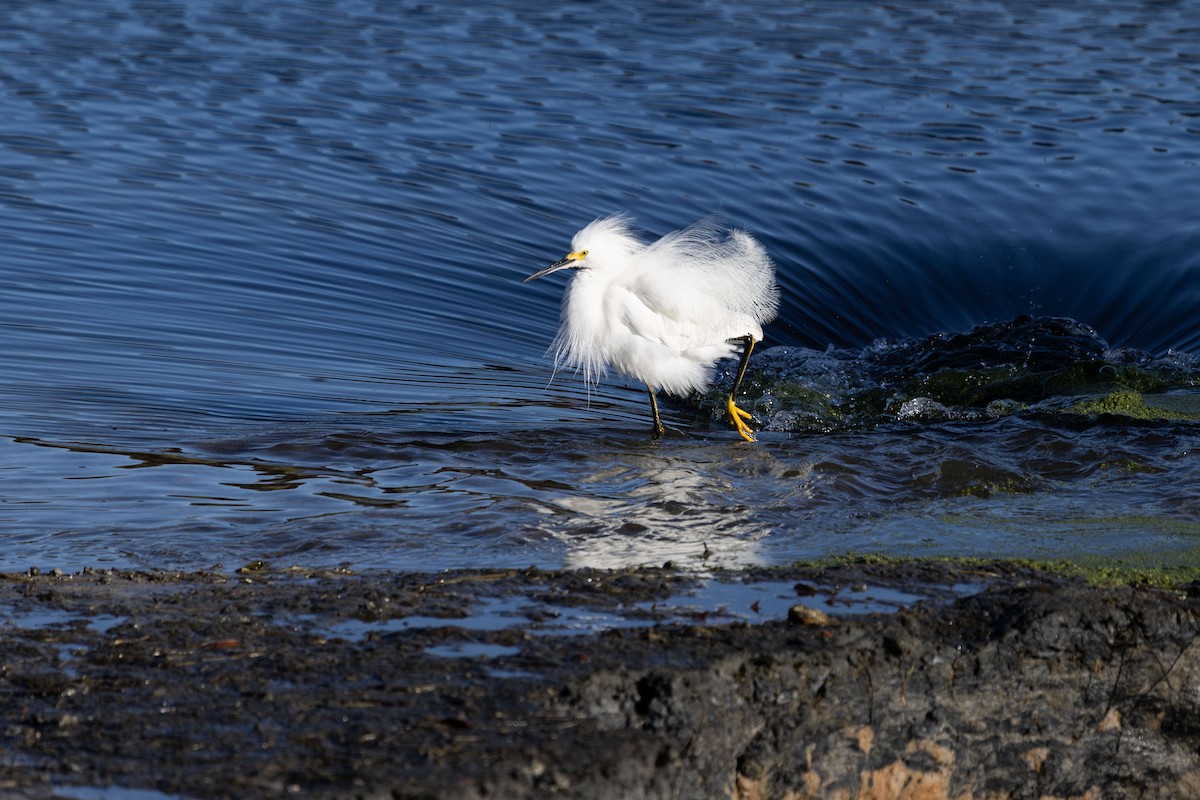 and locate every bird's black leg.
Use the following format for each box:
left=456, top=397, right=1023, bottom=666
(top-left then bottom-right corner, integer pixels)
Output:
left=731, top=335, right=755, bottom=398
left=647, top=386, right=666, bottom=439
left=726, top=335, right=758, bottom=442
